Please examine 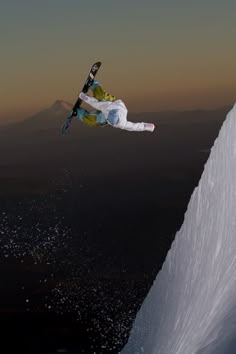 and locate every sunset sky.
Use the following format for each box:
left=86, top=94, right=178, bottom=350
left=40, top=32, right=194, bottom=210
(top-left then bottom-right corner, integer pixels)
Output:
left=1, top=0, right=236, bottom=122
